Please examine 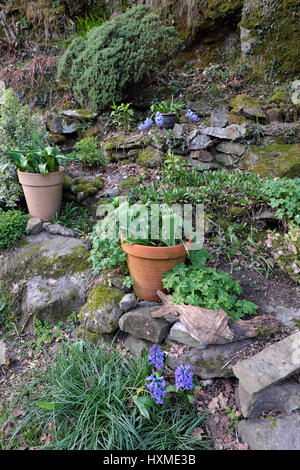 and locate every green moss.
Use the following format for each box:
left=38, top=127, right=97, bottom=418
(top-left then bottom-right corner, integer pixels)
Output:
left=240, top=0, right=300, bottom=78
left=136, top=147, right=162, bottom=168
left=119, top=176, right=139, bottom=191
left=227, top=113, right=250, bottom=125
left=229, top=94, right=265, bottom=118
left=63, top=175, right=73, bottom=191
left=78, top=284, right=122, bottom=323
left=14, top=244, right=91, bottom=282
left=239, top=144, right=300, bottom=178
left=256, top=326, right=279, bottom=338
left=293, top=319, right=300, bottom=329
left=104, top=135, right=129, bottom=152
left=269, top=91, right=288, bottom=105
